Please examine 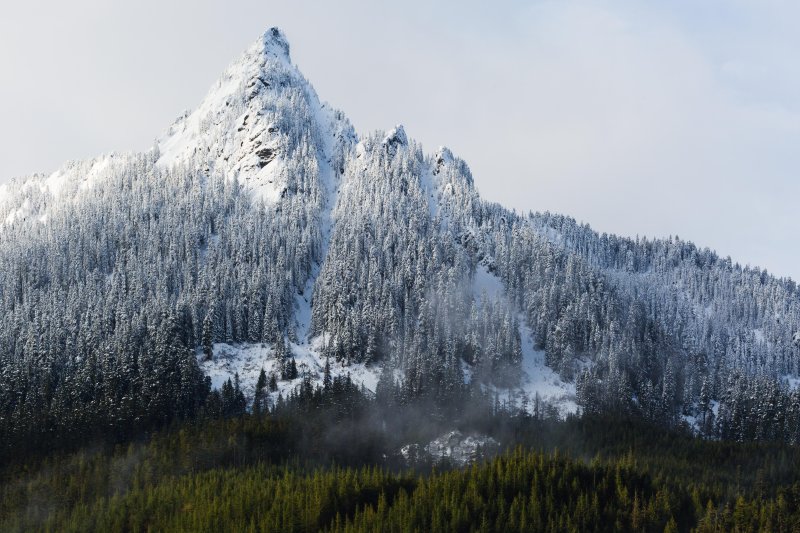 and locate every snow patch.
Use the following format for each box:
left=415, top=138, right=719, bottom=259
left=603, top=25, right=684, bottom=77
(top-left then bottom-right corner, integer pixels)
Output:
left=516, top=319, right=579, bottom=416
left=198, top=340, right=381, bottom=408
left=783, top=375, right=800, bottom=390
left=680, top=412, right=699, bottom=433
left=470, top=260, right=578, bottom=417
left=418, top=166, right=439, bottom=218
left=472, top=264, right=505, bottom=303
